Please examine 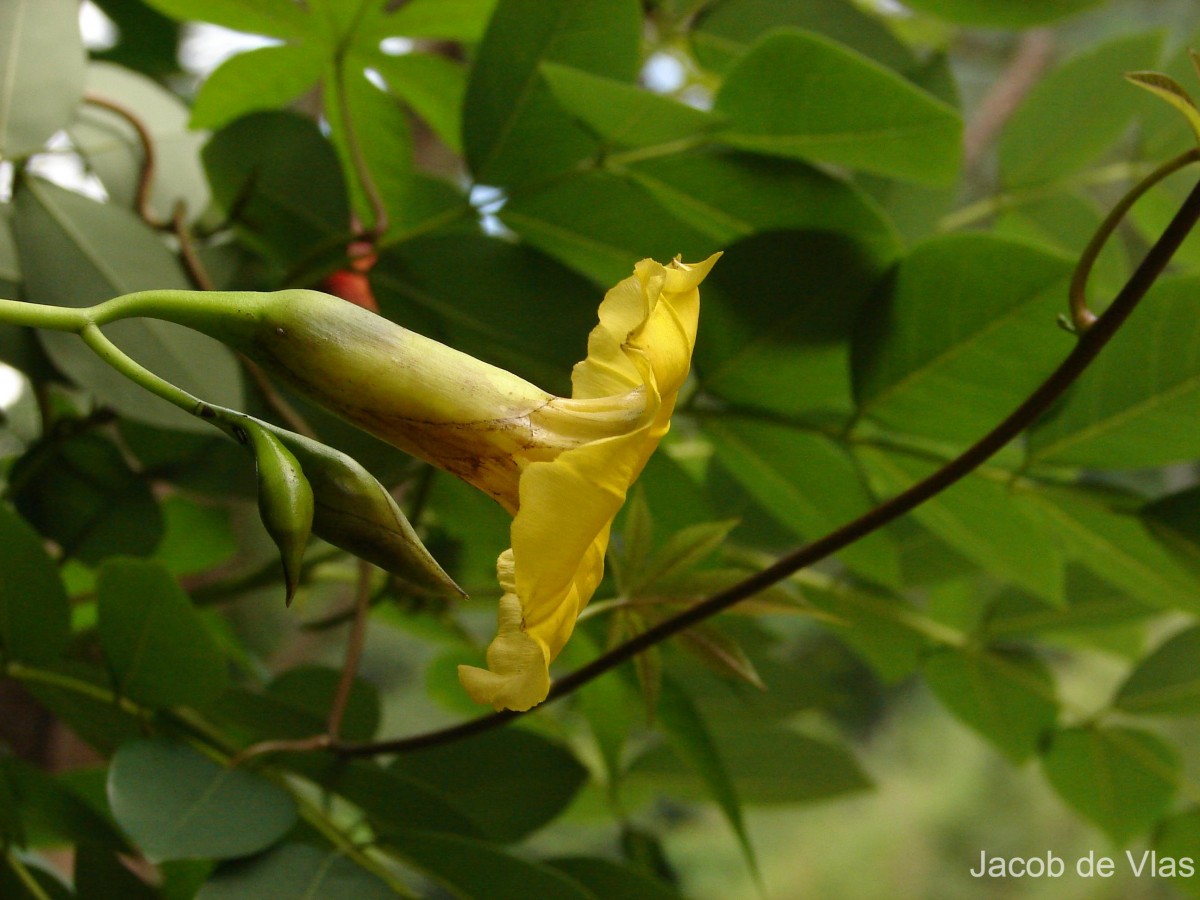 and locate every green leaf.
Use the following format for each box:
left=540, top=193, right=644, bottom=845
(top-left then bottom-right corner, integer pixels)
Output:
left=657, top=677, right=759, bottom=885
left=11, top=433, right=164, bottom=566
left=1041, top=725, right=1179, bottom=844
left=0, top=0, right=86, bottom=159
left=20, top=661, right=144, bottom=754
left=500, top=170, right=717, bottom=287
left=541, top=63, right=722, bottom=147
left=1126, top=71, right=1200, bottom=144
left=140, top=0, right=313, bottom=40
left=97, top=558, right=229, bottom=710
left=1155, top=808, right=1200, bottom=891
left=633, top=519, right=738, bottom=594
left=691, top=0, right=917, bottom=77
left=266, top=665, right=379, bottom=742
left=463, top=0, right=641, bottom=185
left=197, top=843, right=394, bottom=900
left=707, top=729, right=870, bottom=804
left=1023, top=486, right=1200, bottom=615
left=695, top=229, right=895, bottom=417
left=548, top=857, right=682, bottom=900
left=1143, top=484, right=1200, bottom=578
left=0, top=854, right=73, bottom=899
left=190, top=43, right=326, bottom=131
left=703, top=418, right=901, bottom=586
left=372, top=51, right=467, bottom=154
left=856, top=449, right=1065, bottom=605
left=2, top=756, right=130, bottom=852
left=852, top=233, right=1074, bottom=445
left=74, top=846, right=161, bottom=900
left=1000, top=32, right=1165, bottom=187
left=12, top=178, right=243, bottom=433
left=203, top=111, right=349, bottom=269
left=924, top=646, right=1058, bottom=763
left=625, top=151, right=900, bottom=258
left=392, top=727, right=588, bottom=843
left=387, top=830, right=596, bottom=900
left=373, top=0, right=499, bottom=42
left=153, top=496, right=237, bottom=578
left=714, top=30, right=961, bottom=186
left=1114, top=626, right=1200, bottom=716
left=899, top=0, right=1103, bottom=26
left=71, top=62, right=211, bottom=225
left=108, top=738, right=297, bottom=863
left=1029, top=275, right=1200, bottom=468
left=371, top=234, right=599, bottom=396
left=0, top=504, right=69, bottom=664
